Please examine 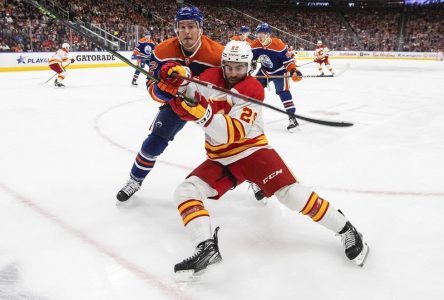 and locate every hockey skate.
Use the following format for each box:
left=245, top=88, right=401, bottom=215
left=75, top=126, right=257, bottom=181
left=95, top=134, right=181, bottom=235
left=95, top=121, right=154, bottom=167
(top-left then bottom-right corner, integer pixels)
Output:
left=131, top=80, right=138, bottom=87
left=116, top=178, right=141, bottom=202
left=249, top=181, right=266, bottom=203
left=54, top=79, right=64, bottom=87
left=287, top=115, right=299, bottom=132
left=174, top=227, right=222, bottom=282
left=338, top=221, right=370, bottom=267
